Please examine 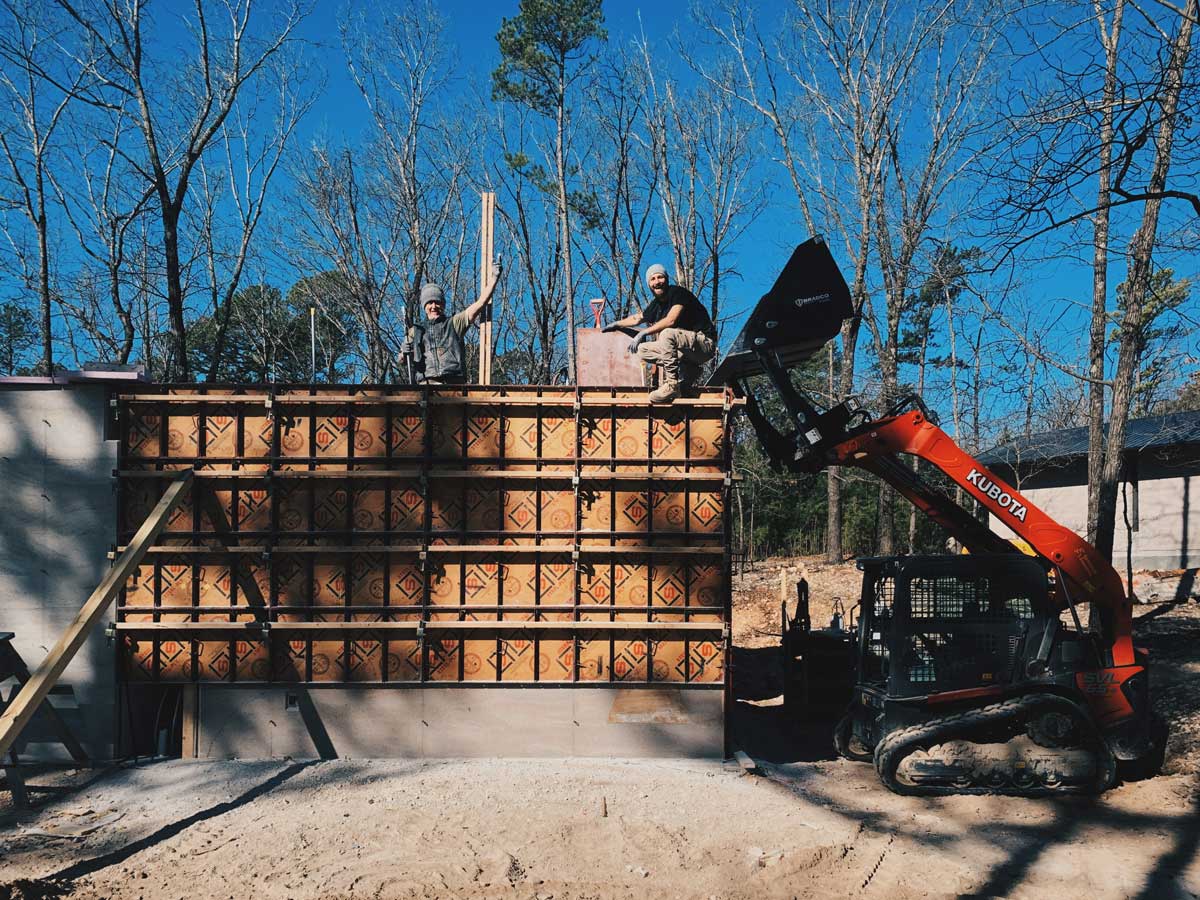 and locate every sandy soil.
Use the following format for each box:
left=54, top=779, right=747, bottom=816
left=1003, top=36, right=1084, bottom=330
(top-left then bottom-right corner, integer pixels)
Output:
left=0, top=557, right=1195, bottom=900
